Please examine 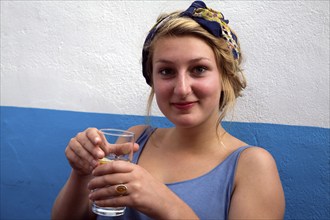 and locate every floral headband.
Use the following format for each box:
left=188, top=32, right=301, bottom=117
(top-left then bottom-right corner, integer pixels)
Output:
left=142, top=0, right=240, bottom=86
